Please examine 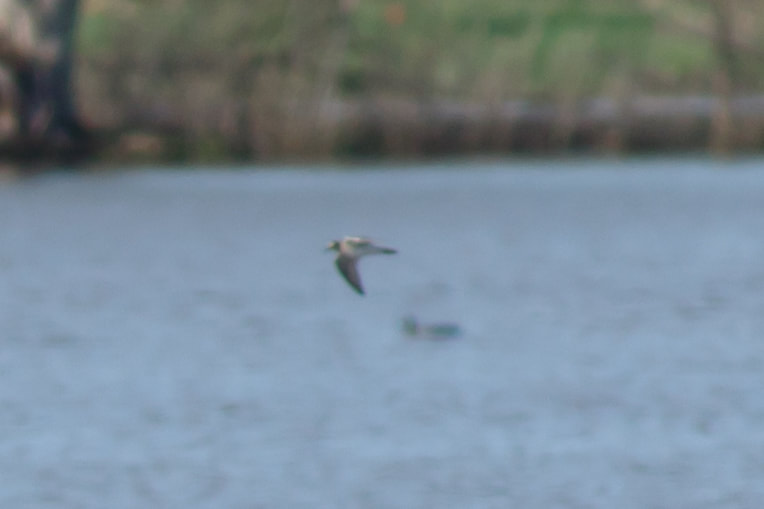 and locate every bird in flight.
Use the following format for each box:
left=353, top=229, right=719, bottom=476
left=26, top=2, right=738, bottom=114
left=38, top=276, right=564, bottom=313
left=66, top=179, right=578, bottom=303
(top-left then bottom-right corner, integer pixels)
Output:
left=326, top=236, right=397, bottom=295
